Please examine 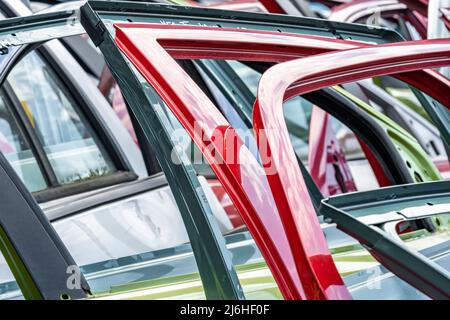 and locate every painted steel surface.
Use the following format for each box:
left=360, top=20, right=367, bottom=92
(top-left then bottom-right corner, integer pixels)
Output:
left=253, top=39, right=450, bottom=297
